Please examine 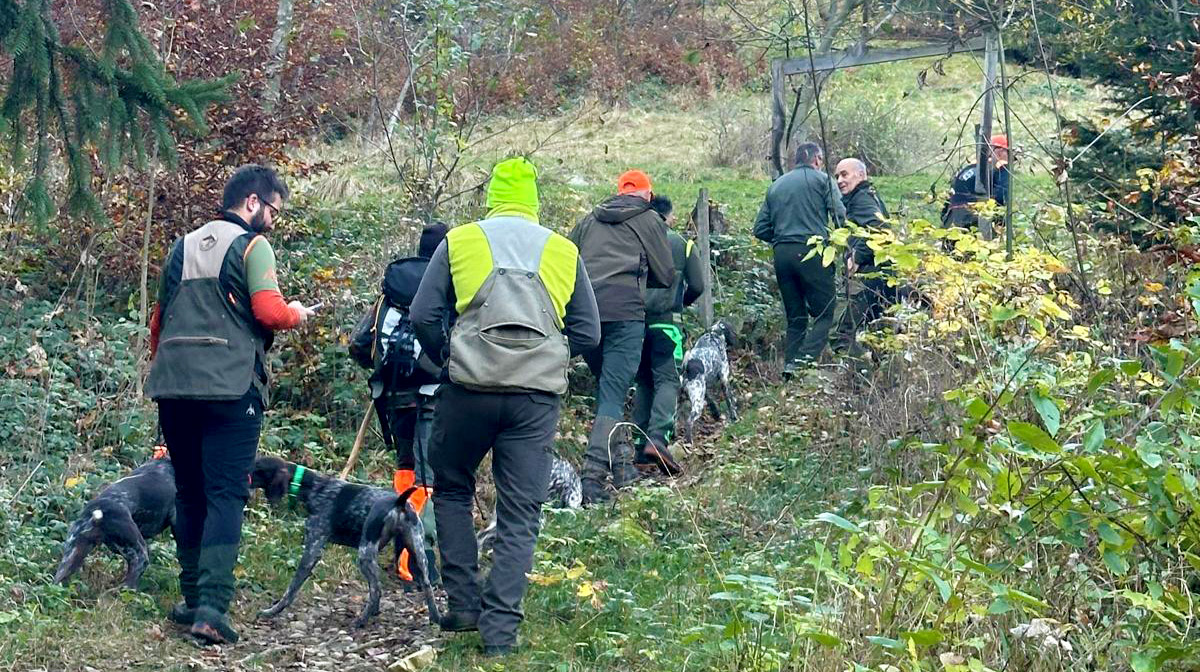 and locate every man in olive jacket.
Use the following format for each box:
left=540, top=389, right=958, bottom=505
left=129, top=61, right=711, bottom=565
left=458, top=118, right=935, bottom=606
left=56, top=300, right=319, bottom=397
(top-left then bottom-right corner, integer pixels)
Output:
left=833, top=158, right=893, bottom=352
left=146, top=164, right=312, bottom=644
left=753, top=143, right=846, bottom=374
left=569, top=169, right=675, bottom=504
